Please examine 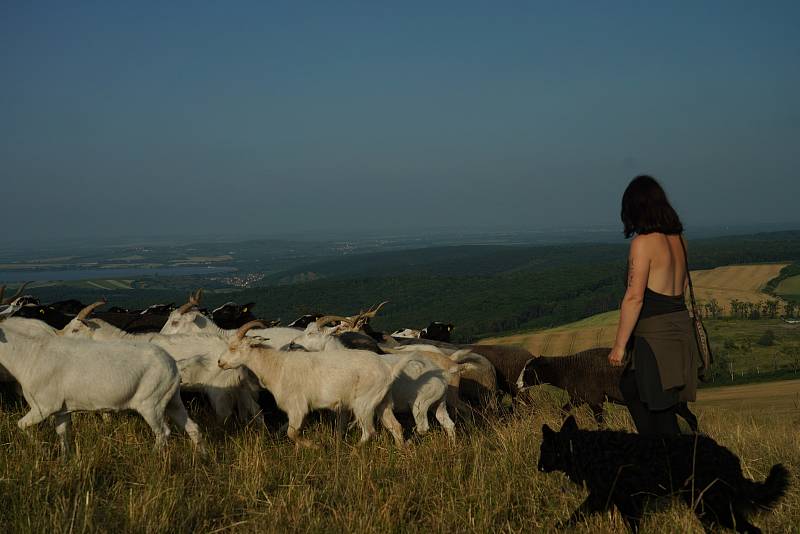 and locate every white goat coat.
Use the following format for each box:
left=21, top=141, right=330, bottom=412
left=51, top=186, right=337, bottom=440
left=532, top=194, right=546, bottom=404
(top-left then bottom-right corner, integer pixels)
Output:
left=177, top=354, right=263, bottom=424
left=0, top=326, right=204, bottom=454
left=219, top=342, right=412, bottom=446
left=160, top=310, right=303, bottom=348
left=378, top=353, right=457, bottom=442
left=1, top=317, right=57, bottom=337
left=61, top=317, right=263, bottom=424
